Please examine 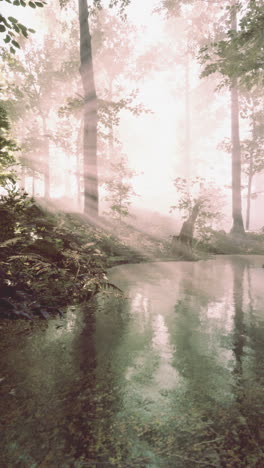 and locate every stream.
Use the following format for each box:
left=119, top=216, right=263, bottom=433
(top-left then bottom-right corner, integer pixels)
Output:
left=1, top=255, right=264, bottom=467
